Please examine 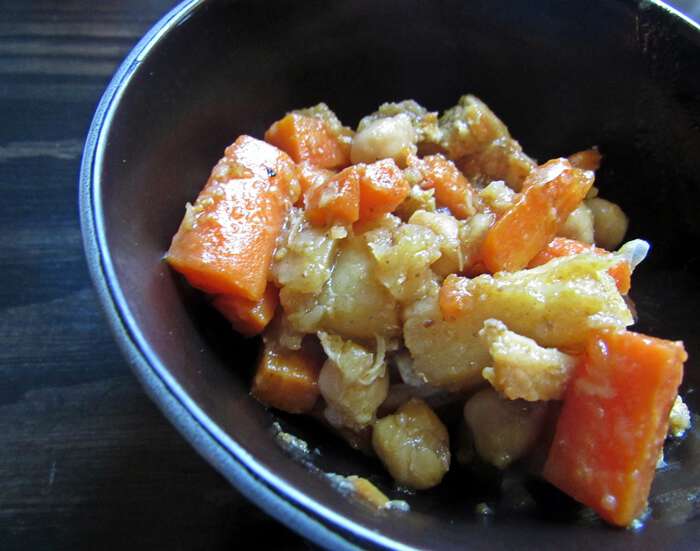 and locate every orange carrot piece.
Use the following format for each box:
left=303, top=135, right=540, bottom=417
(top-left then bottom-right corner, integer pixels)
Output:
left=166, top=136, right=296, bottom=300
left=528, top=237, right=631, bottom=294
left=212, top=284, right=279, bottom=337
left=417, top=155, right=478, bottom=219
left=480, top=158, right=594, bottom=273
left=543, top=329, right=686, bottom=527
left=221, top=134, right=300, bottom=203
left=251, top=342, right=323, bottom=414
left=568, top=148, right=602, bottom=171
left=438, top=274, right=473, bottom=321
left=304, top=165, right=360, bottom=226
left=297, top=161, right=336, bottom=194
left=358, top=159, right=410, bottom=221
left=265, top=113, right=350, bottom=169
